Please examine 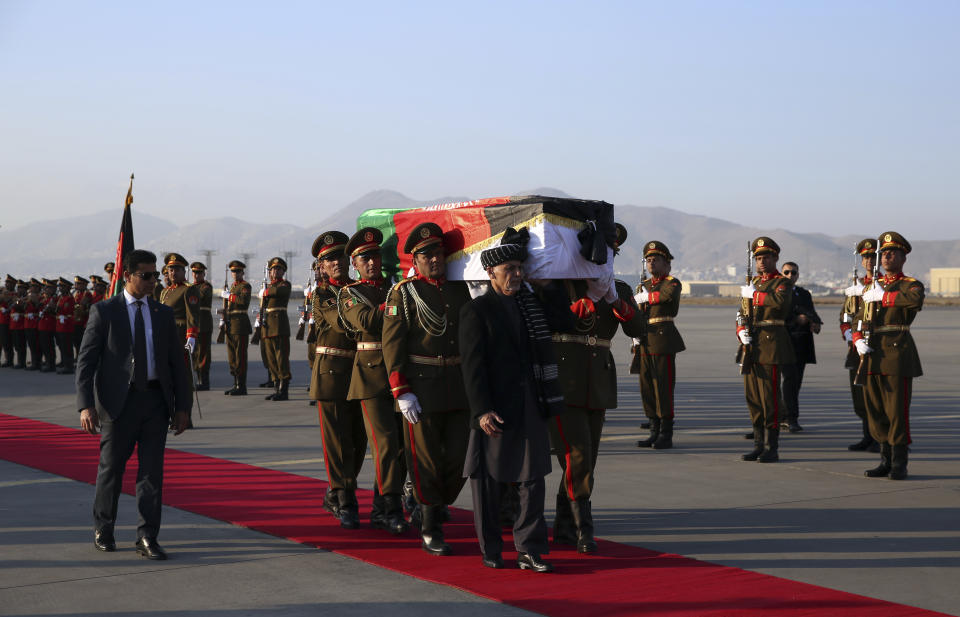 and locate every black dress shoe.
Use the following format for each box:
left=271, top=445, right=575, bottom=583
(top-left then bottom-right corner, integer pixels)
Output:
left=517, top=552, right=553, bottom=573
left=195, top=383, right=210, bottom=391
left=787, top=423, right=803, bottom=433
left=94, top=530, right=116, bottom=552
left=135, top=537, right=168, bottom=560
left=482, top=554, right=504, bottom=569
